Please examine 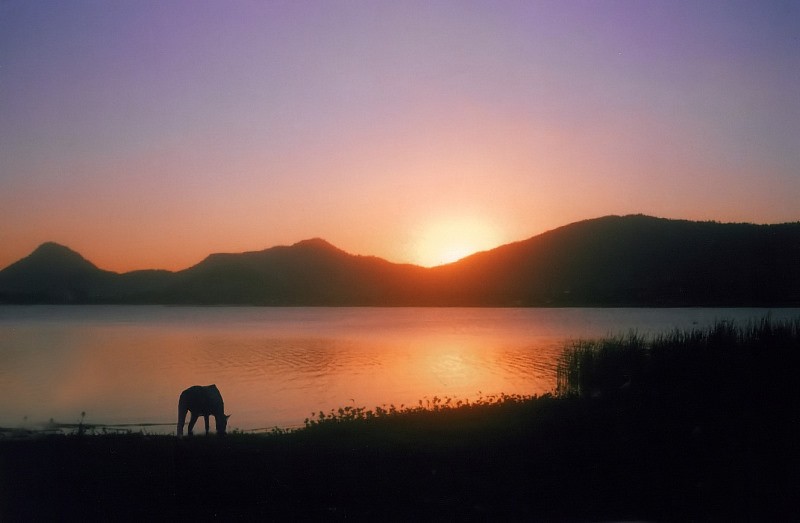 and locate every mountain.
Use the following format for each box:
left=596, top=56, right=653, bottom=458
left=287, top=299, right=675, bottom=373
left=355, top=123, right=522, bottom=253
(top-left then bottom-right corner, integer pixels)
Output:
left=154, top=238, right=429, bottom=305
left=0, top=242, right=114, bottom=303
left=428, top=215, right=800, bottom=306
left=2, top=215, right=799, bottom=306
